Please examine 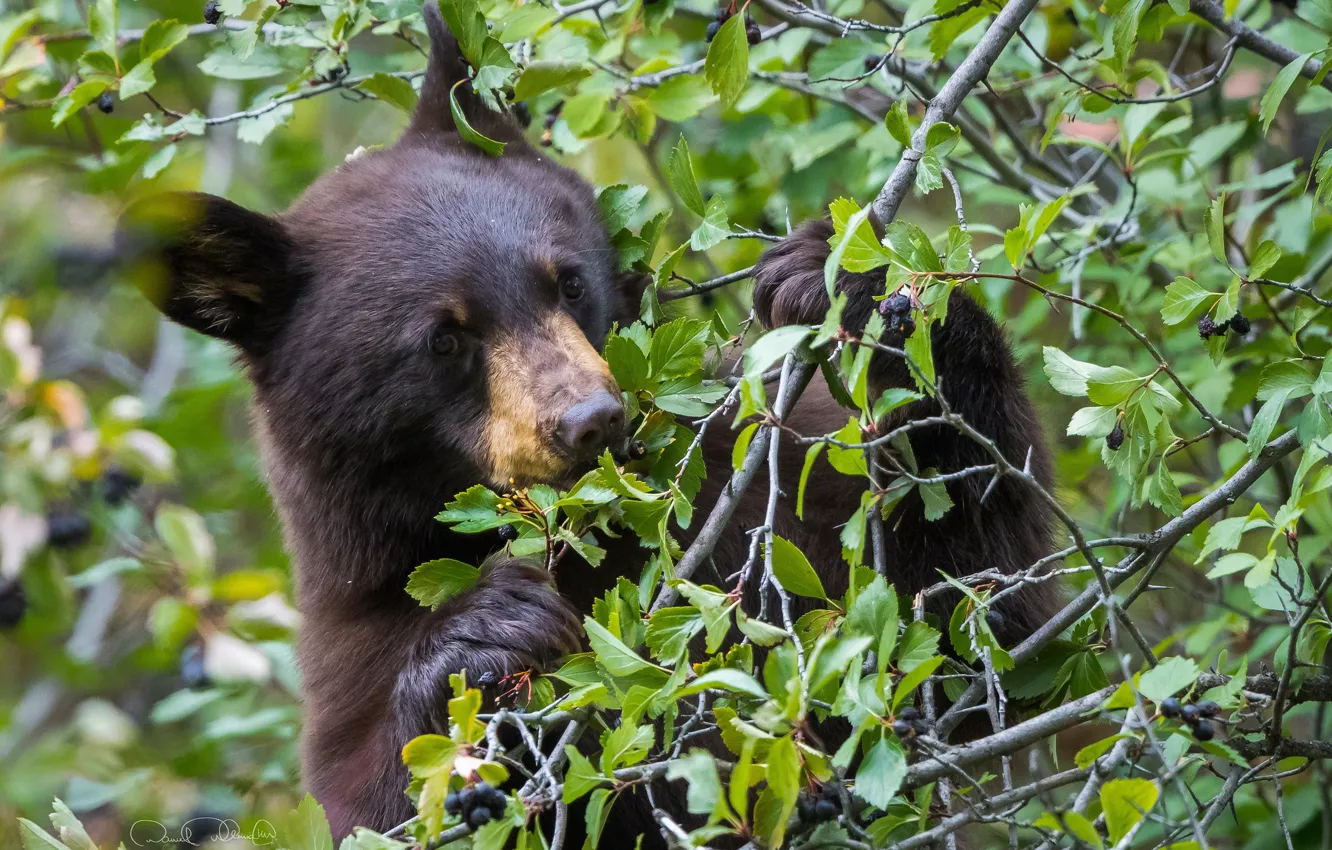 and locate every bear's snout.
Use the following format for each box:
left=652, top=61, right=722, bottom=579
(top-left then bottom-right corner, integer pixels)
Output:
left=553, top=390, right=626, bottom=460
